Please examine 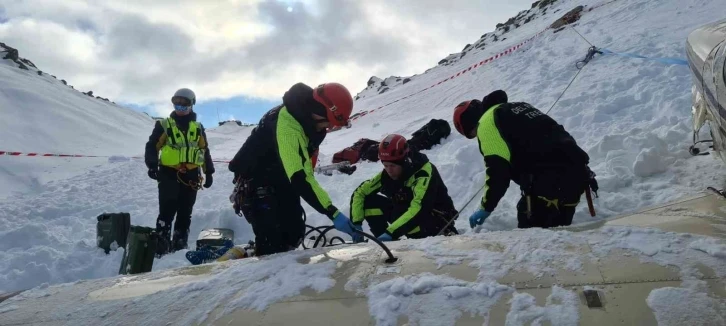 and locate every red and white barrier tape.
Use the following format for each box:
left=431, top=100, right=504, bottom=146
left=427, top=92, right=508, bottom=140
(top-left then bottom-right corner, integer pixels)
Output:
left=2, top=2, right=618, bottom=162
left=349, top=0, right=620, bottom=122
left=350, top=29, right=547, bottom=122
